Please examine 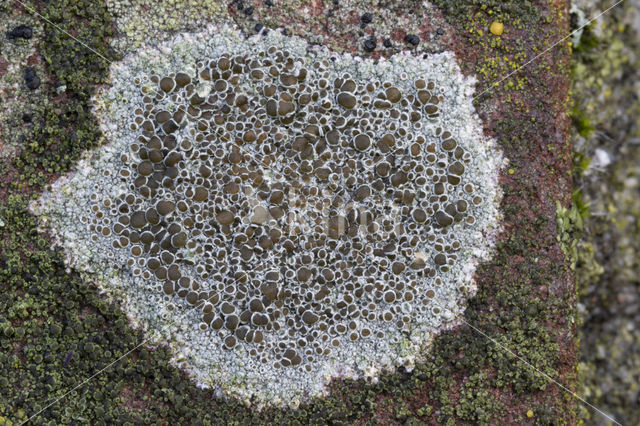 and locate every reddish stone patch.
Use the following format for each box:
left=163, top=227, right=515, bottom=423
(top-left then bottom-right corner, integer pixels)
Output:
left=0, top=54, right=8, bottom=78
left=26, top=53, right=40, bottom=66
left=229, top=0, right=453, bottom=61
left=448, top=7, right=575, bottom=422
left=119, top=385, right=151, bottom=413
